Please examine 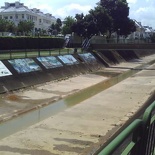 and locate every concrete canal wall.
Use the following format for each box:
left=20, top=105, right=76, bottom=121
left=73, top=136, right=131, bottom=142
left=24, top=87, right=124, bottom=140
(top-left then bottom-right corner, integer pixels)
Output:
left=1, top=53, right=155, bottom=155
left=0, top=49, right=154, bottom=93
